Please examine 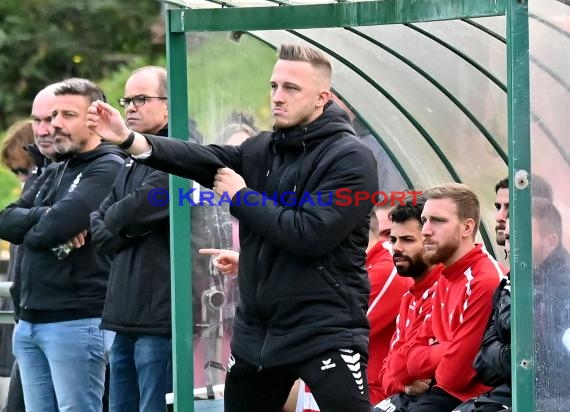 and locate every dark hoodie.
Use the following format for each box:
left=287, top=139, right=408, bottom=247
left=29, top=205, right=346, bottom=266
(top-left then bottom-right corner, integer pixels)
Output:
left=0, top=143, right=125, bottom=323
left=91, top=128, right=172, bottom=335
left=138, top=101, right=378, bottom=368
left=534, top=245, right=570, bottom=400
